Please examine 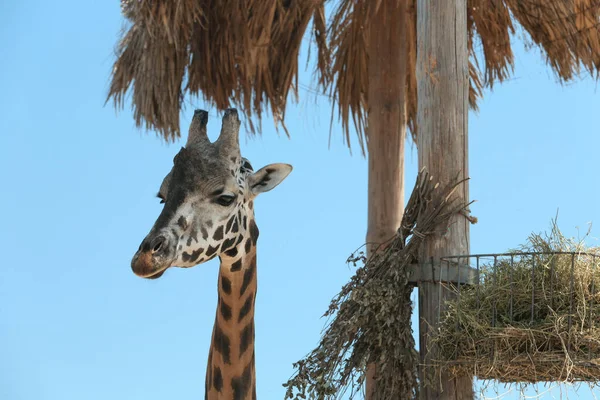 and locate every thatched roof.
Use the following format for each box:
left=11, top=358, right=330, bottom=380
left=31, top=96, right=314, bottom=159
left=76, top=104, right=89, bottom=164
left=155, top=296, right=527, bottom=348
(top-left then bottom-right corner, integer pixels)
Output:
left=111, top=0, right=324, bottom=141
left=109, top=0, right=600, bottom=150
